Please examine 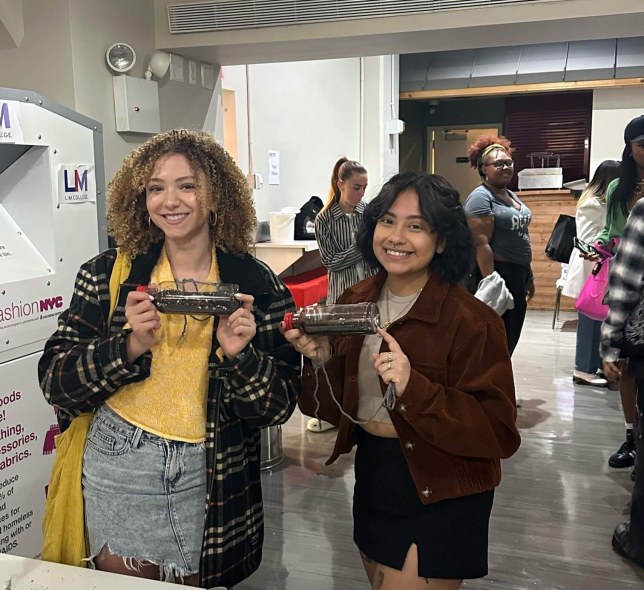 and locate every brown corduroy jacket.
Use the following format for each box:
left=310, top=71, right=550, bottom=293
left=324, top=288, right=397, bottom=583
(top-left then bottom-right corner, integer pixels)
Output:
left=300, top=269, right=521, bottom=504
